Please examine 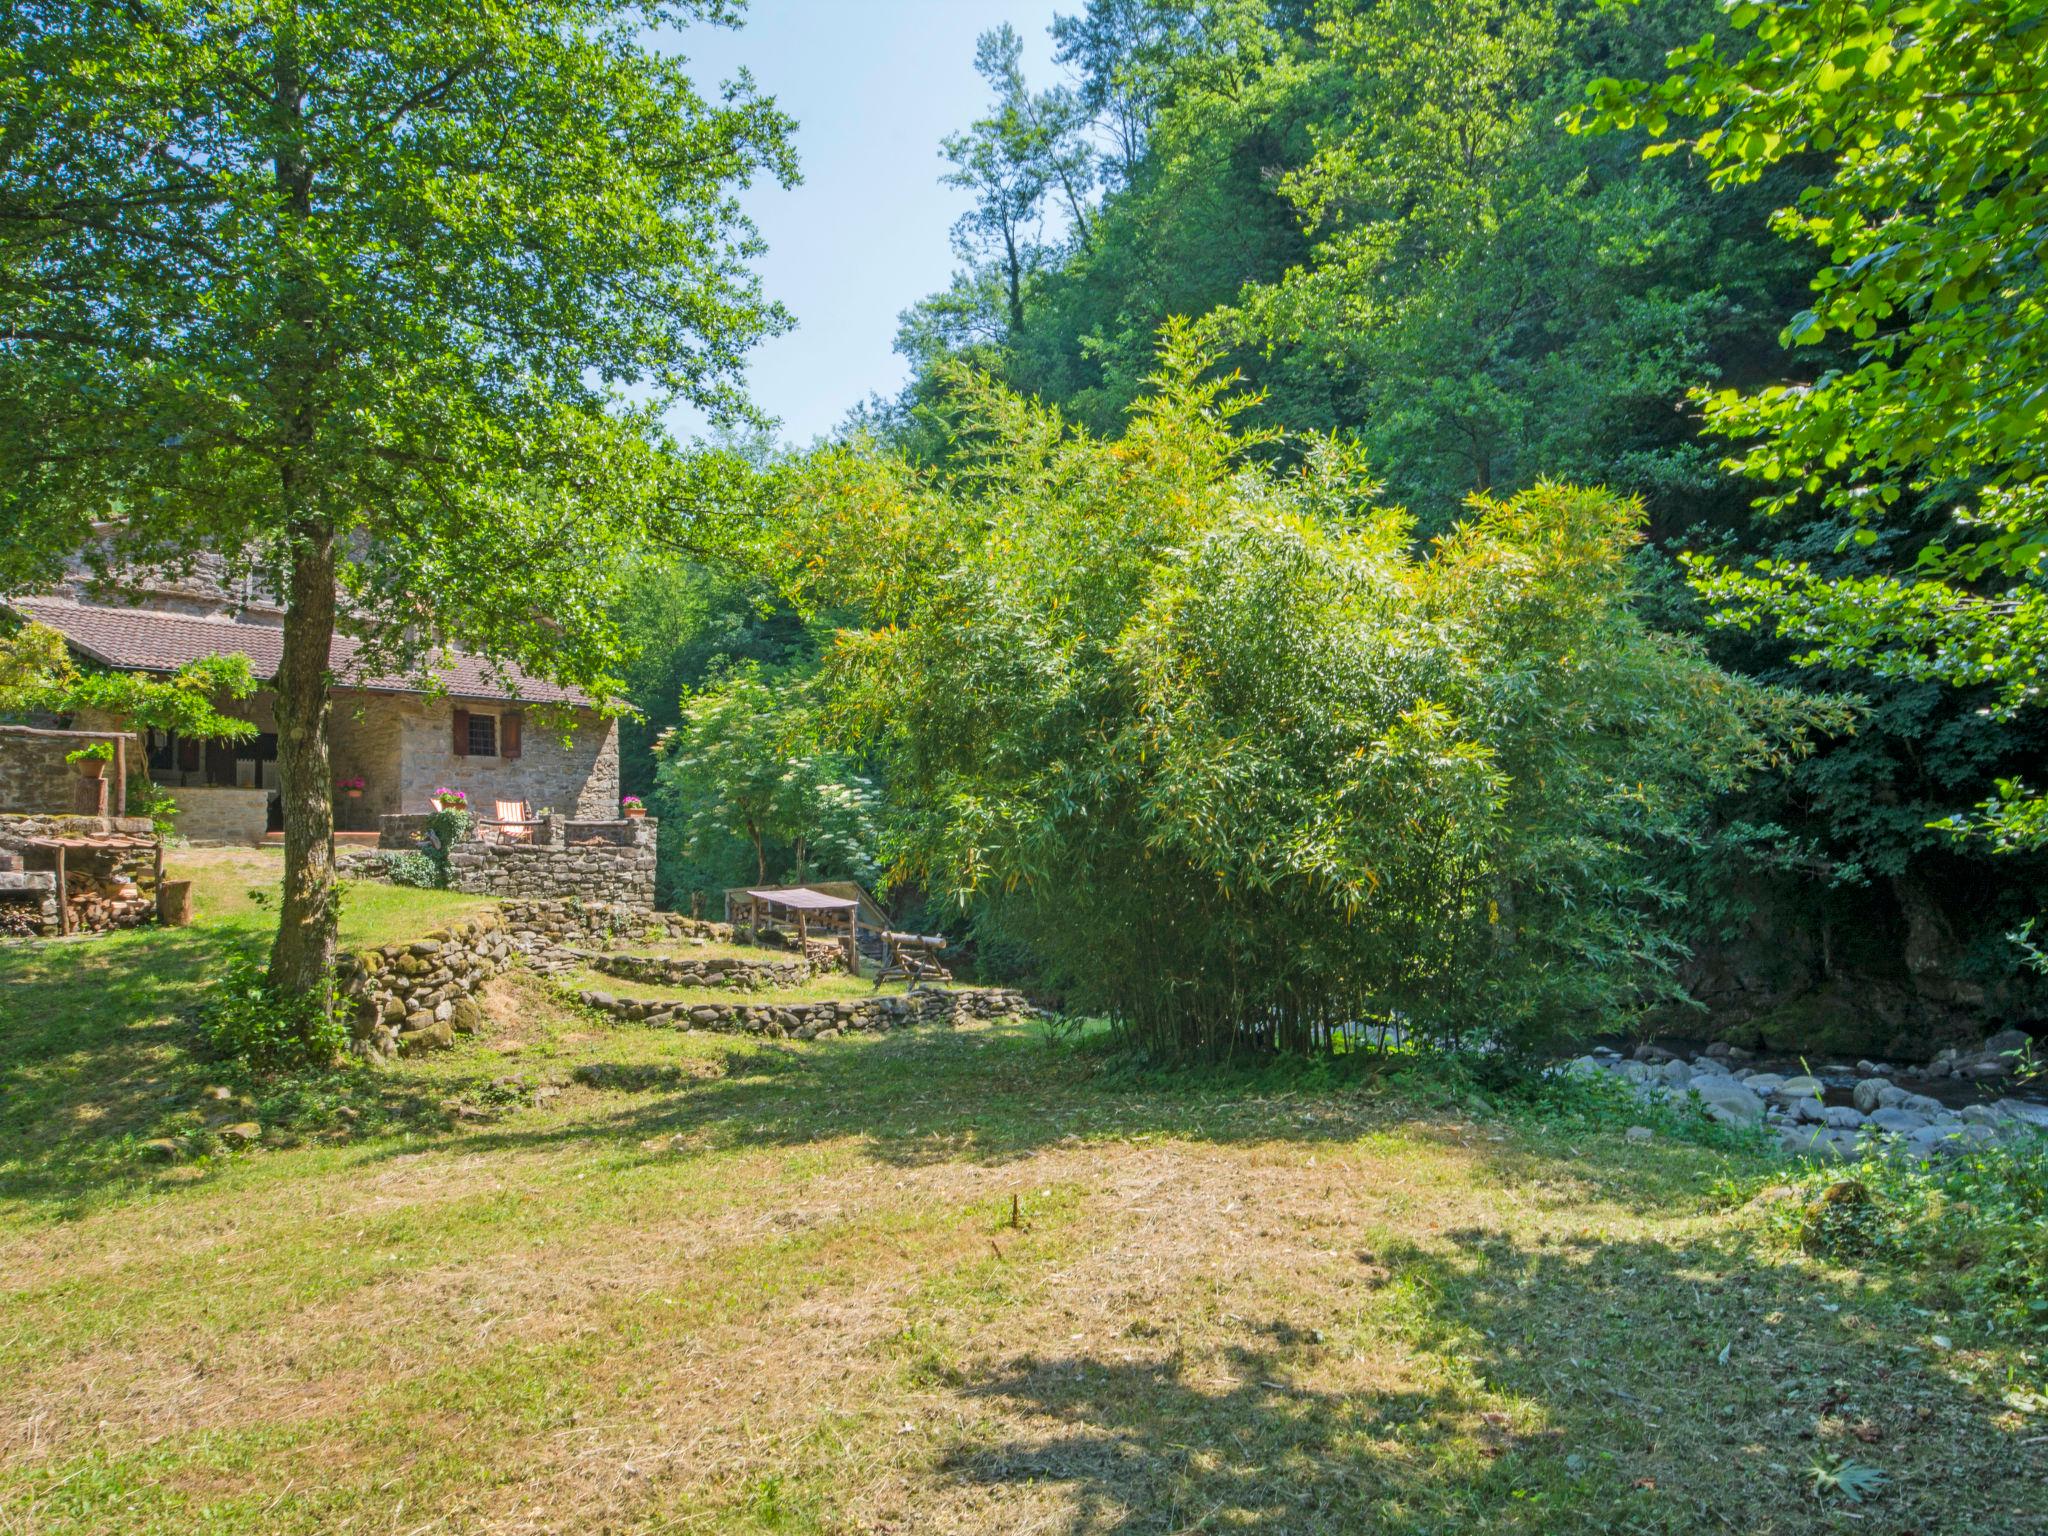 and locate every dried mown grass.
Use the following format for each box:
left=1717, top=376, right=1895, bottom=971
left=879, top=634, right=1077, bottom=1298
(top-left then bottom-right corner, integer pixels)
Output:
left=1, top=953, right=2043, bottom=1533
